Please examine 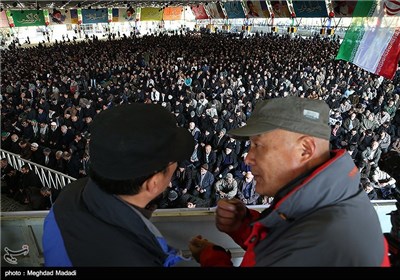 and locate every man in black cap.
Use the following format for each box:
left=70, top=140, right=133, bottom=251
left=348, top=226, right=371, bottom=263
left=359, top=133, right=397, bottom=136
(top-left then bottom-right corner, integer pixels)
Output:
left=191, top=164, right=215, bottom=206
left=43, top=103, right=195, bottom=267
left=158, top=189, right=183, bottom=209
left=189, top=97, right=389, bottom=266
